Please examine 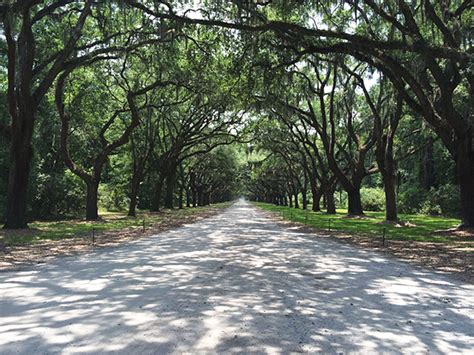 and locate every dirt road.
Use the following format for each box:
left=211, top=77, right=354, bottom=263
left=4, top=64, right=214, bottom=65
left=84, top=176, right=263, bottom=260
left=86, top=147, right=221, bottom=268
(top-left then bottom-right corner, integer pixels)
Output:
left=1, top=201, right=473, bottom=353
